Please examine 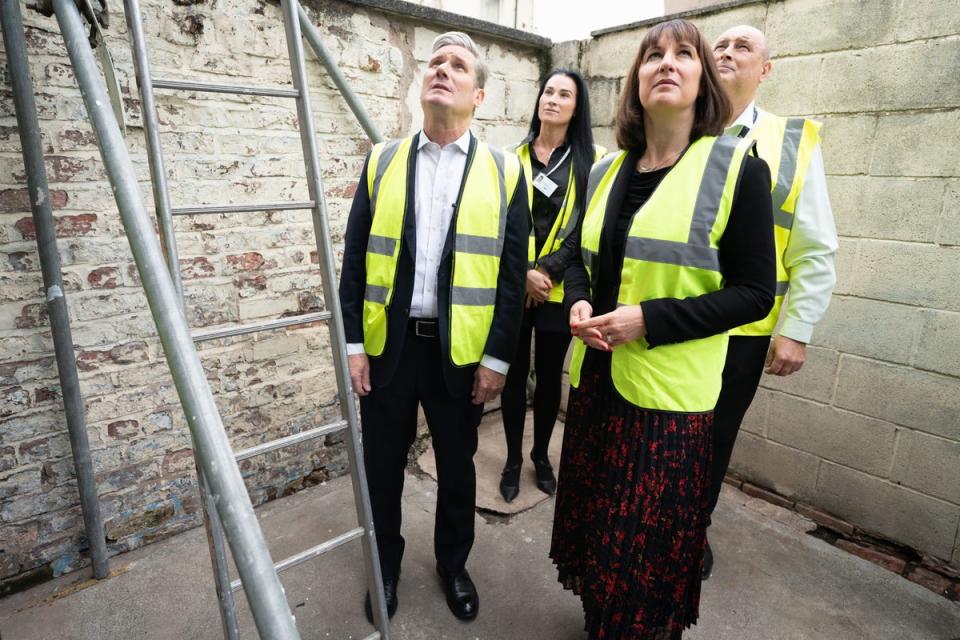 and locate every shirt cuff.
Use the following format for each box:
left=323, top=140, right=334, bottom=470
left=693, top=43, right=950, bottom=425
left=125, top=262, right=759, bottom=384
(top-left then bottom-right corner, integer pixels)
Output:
left=480, top=355, right=510, bottom=375
left=779, top=318, right=815, bottom=344
left=346, top=342, right=366, bottom=355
